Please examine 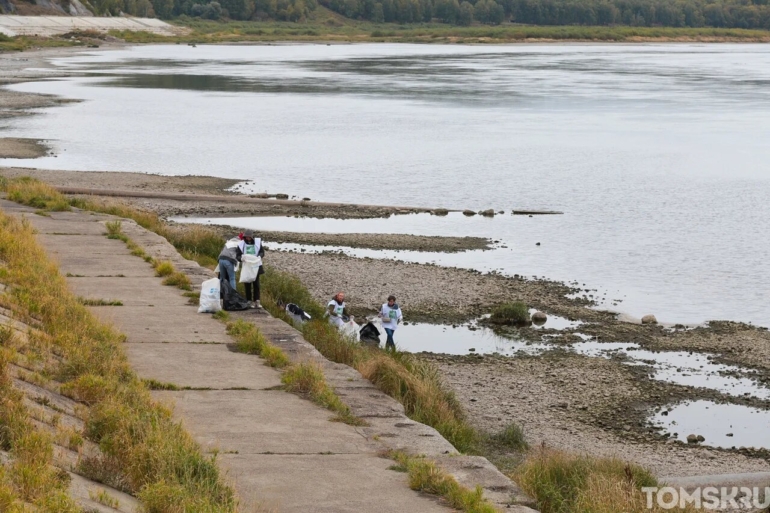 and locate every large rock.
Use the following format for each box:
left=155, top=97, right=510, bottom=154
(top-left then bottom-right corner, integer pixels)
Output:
left=479, top=209, right=495, bottom=217
left=687, top=434, right=700, bottom=444
left=641, top=314, right=658, bottom=325
left=532, top=311, right=547, bottom=324
left=462, top=210, right=476, bottom=217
